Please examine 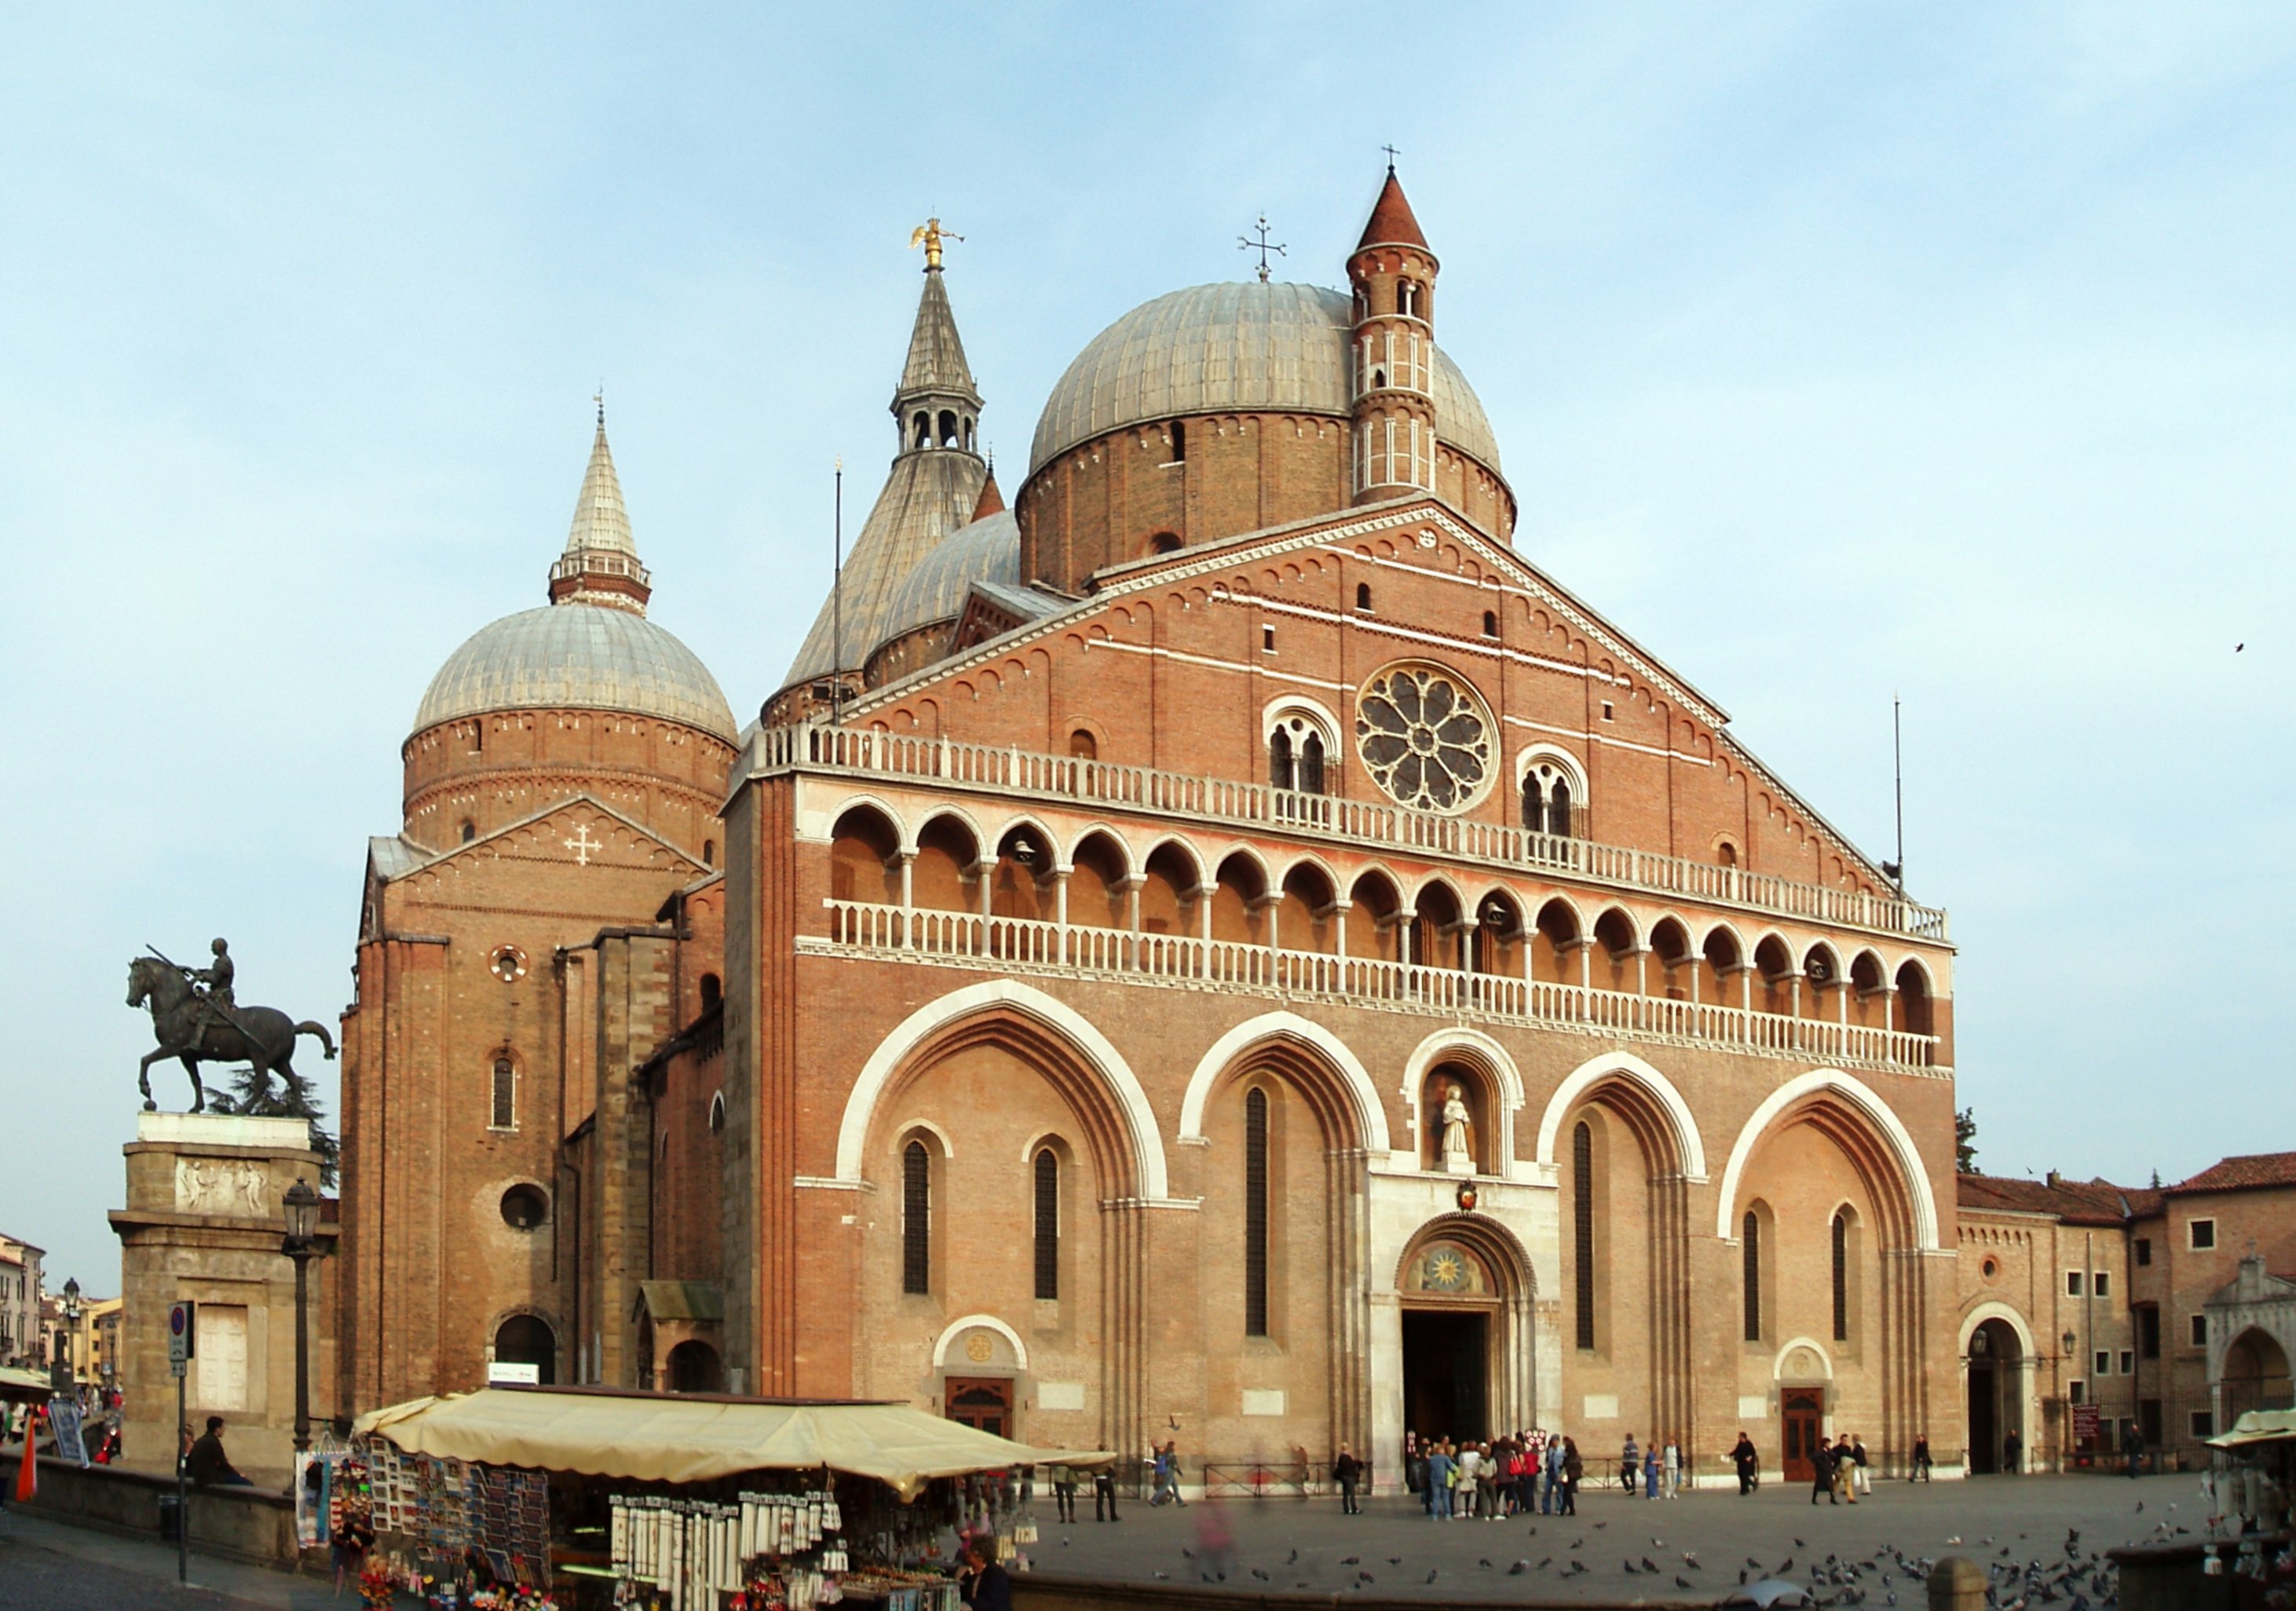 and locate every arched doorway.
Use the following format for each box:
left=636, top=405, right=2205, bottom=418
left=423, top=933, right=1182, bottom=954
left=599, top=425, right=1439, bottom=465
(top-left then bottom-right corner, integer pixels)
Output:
left=1395, top=1217, right=1537, bottom=1448
left=493, top=1315, right=558, bottom=1386
left=1965, top=1317, right=2023, bottom=1474
left=2221, top=1328, right=2294, bottom=1423
left=666, top=1339, right=725, bottom=1394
